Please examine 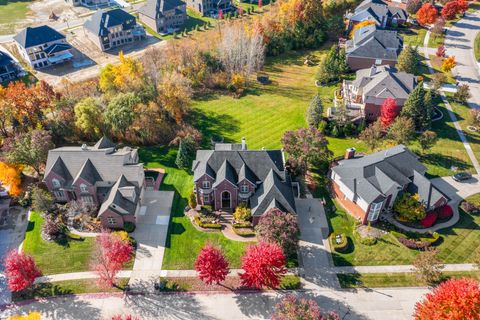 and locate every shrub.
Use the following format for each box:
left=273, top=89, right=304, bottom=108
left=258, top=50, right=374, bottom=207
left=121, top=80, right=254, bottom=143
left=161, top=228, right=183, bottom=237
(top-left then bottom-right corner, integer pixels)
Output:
left=436, top=205, right=453, bottom=219
left=188, top=192, right=197, bottom=209
left=233, top=222, right=252, bottom=228
left=398, top=237, right=431, bottom=250
left=232, top=228, right=256, bottom=237
left=359, top=236, right=377, bottom=246
left=194, top=215, right=222, bottom=229
left=201, top=205, right=213, bottom=214
left=461, top=201, right=479, bottom=214
left=330, top=233, right=349, bottom=252
left=279, top=275, right=302, bottom=290
left=393, top=193, right=426, bottom=221
left=123, top=222, right=136, bottom=233
left=233, top=205, right=252, bottom=222
left=42, top=216, right=63, bottom=239
left=420, top=212, right=438, bottom=228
